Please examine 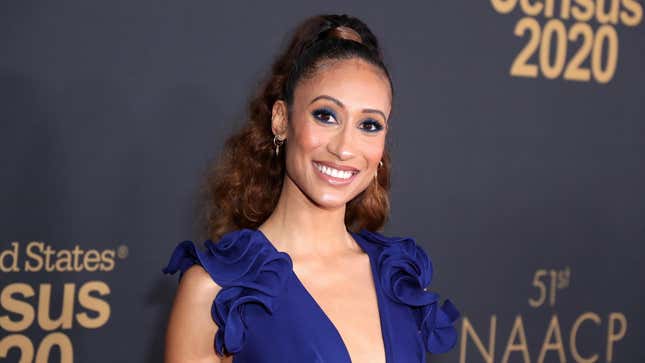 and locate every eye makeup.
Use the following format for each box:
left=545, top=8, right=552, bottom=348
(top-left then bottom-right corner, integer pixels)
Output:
left=311, top=107, right=385, bottom=134
left=311, top=107, right=337, bottom=124
left=359, top=119, right=384, bottom=133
